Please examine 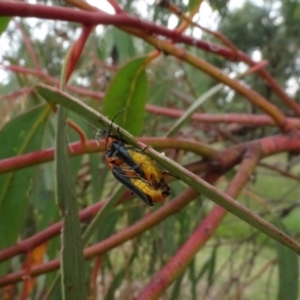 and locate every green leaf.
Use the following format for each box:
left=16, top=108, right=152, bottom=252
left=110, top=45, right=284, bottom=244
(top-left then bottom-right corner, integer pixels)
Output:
left=165, top=82, right=225, bottom=137
left=196, top=244, right=218, bottom=285
left=112, top=28, right=136, bottom=62
left=274, top=221, right=298, bottom=300
left=98, top=27, right=135, bottom=63
left=163, top=217, right=176, bottom=256
left=188, top=0, right=200, bottom=12
left=0, top=104, right=50, bottom=275
left=207, top=244, right=217, bottom=286
left=188, top=260, right=197, bottom=300
left=105, top=246, right=138, bottom=300
left=208, top=0, right=230, bottom=12
left=30, top=165, right=58, bottom=231
left=82, top=184, right=125, bottom=245
left=170, top=272, right=185, bottom=300
left=56, top=106, right=86, bottom=300
left=104, top=268, right=125, bottom=300
left=148, top=80, right=170, bottom=105
left=102, top=56, right=148, bottom=136
left=89, top=153, right=107, bottom=202
left=0, top=17, right=10, bottom=36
